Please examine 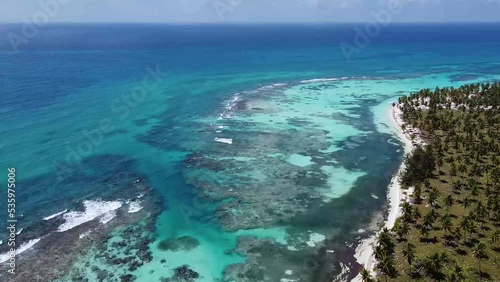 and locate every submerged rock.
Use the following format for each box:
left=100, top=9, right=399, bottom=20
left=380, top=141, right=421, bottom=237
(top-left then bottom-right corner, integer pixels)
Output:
left=161, top=265, right=200, bottom=282
left=158, top=236, right=200, bottom=252
left=175, top=265, right=200, bottom=279
left=120, top=274, right=136, bottom=282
